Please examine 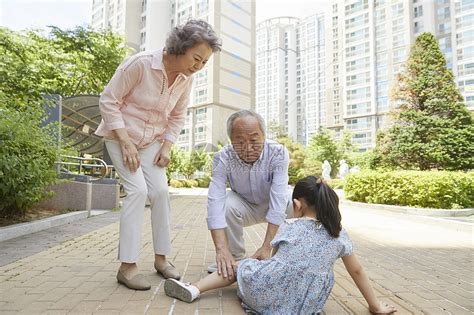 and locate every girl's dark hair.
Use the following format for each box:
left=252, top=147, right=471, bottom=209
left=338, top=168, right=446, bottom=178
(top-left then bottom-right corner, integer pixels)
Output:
left=292, top=176, right=342, bottom=237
